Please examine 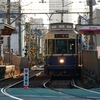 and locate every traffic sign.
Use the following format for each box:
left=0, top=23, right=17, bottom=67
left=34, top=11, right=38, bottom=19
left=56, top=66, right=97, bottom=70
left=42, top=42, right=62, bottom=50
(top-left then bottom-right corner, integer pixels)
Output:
left=23, top=68, right=29, bottom=88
